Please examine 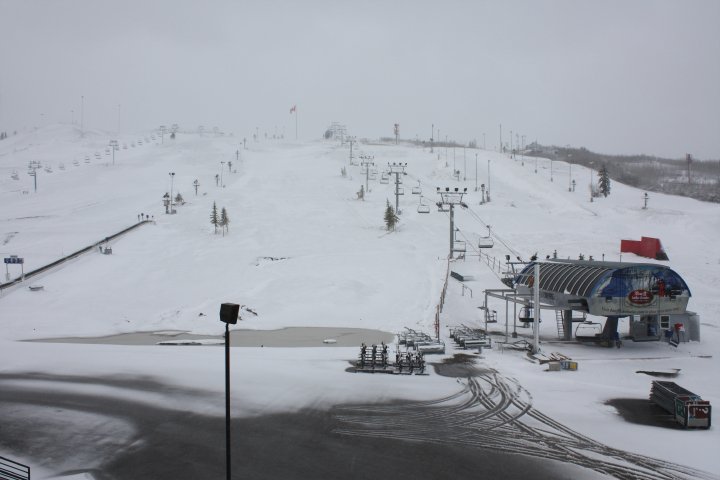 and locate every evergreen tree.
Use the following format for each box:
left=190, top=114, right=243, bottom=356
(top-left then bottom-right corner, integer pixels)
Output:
left=175, top=192, right=184, bottom=204
left=384, top=199, right=398, bottom=231
left=170, top=132, right=176, bottom=140
left=210, top=202, right=219, bottom=234
left=598, top=165, right=611, bottom=197
left=219, top=207, right=230, bottom=236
